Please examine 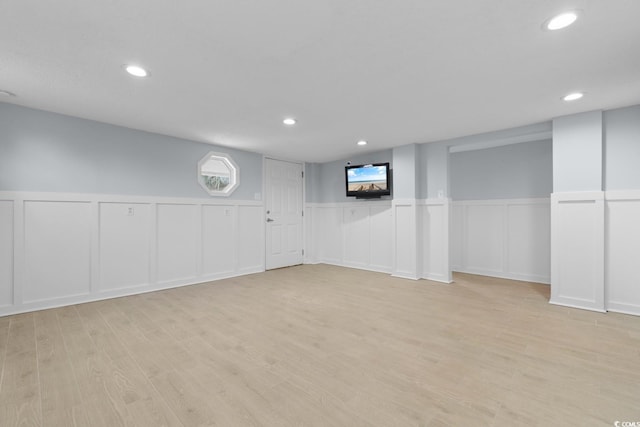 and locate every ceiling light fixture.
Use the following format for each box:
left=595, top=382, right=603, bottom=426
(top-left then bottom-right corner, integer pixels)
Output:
left=357, top=140, right=368, bottom=146
left=125, top=64, right=150, bottom=77
left=563, top=92, right=584, bottom=101
left=544, top=11, right=579, bottom=30
left=283, top=118, right=296, bottom=125
left=0, top=89, right=16, bottom=97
